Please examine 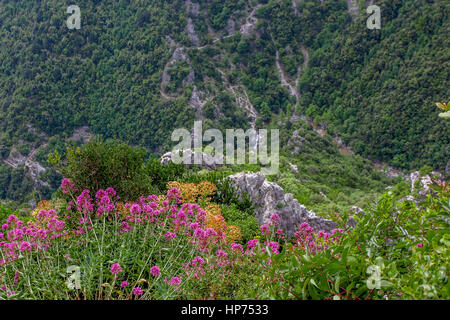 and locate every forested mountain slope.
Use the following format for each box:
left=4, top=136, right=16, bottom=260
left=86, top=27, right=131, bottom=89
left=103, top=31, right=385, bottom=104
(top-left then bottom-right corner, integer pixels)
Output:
left=0, top=0, right=448, bottom=205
